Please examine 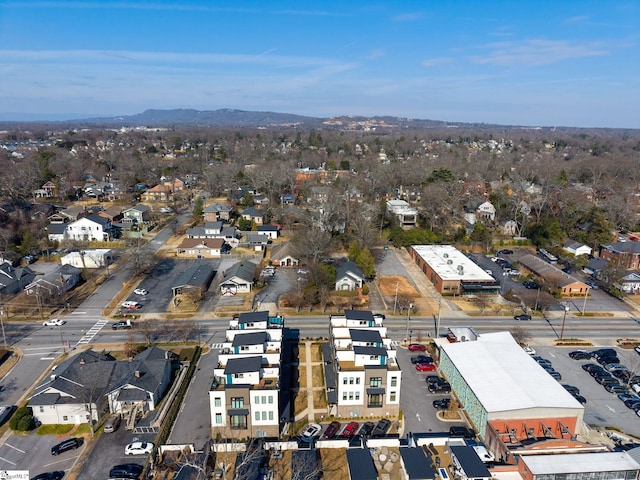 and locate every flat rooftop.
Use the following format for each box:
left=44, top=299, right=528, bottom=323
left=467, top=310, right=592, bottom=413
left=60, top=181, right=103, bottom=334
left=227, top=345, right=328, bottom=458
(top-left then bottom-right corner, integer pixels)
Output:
left=412, top=245, right=494, bottom=282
